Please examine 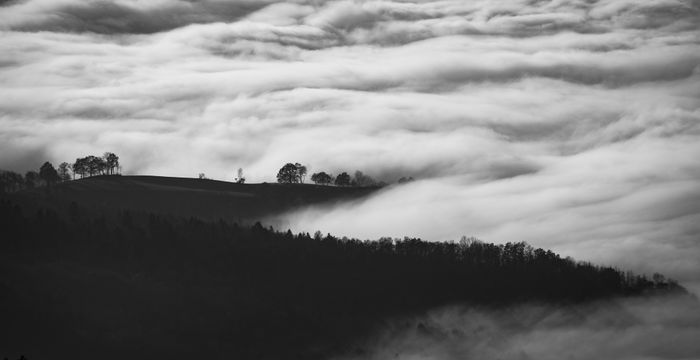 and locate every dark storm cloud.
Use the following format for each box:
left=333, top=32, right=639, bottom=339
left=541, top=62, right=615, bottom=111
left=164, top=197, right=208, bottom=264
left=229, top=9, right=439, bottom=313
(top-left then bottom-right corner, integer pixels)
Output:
left=1, top=0, right=700, bottom=293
